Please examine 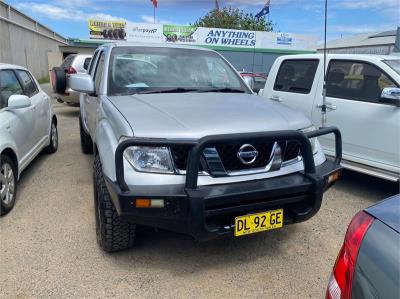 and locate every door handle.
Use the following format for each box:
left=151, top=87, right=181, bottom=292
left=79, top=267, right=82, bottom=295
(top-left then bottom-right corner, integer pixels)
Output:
left=269, top=95, right=282, bottom=102
left=316, top=103, right=337, bottom=111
